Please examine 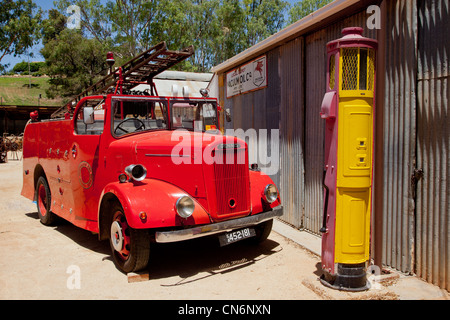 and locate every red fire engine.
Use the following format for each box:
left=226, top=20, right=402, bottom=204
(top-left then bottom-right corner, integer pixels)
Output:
left=21, top=42, right=283, bottom=273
